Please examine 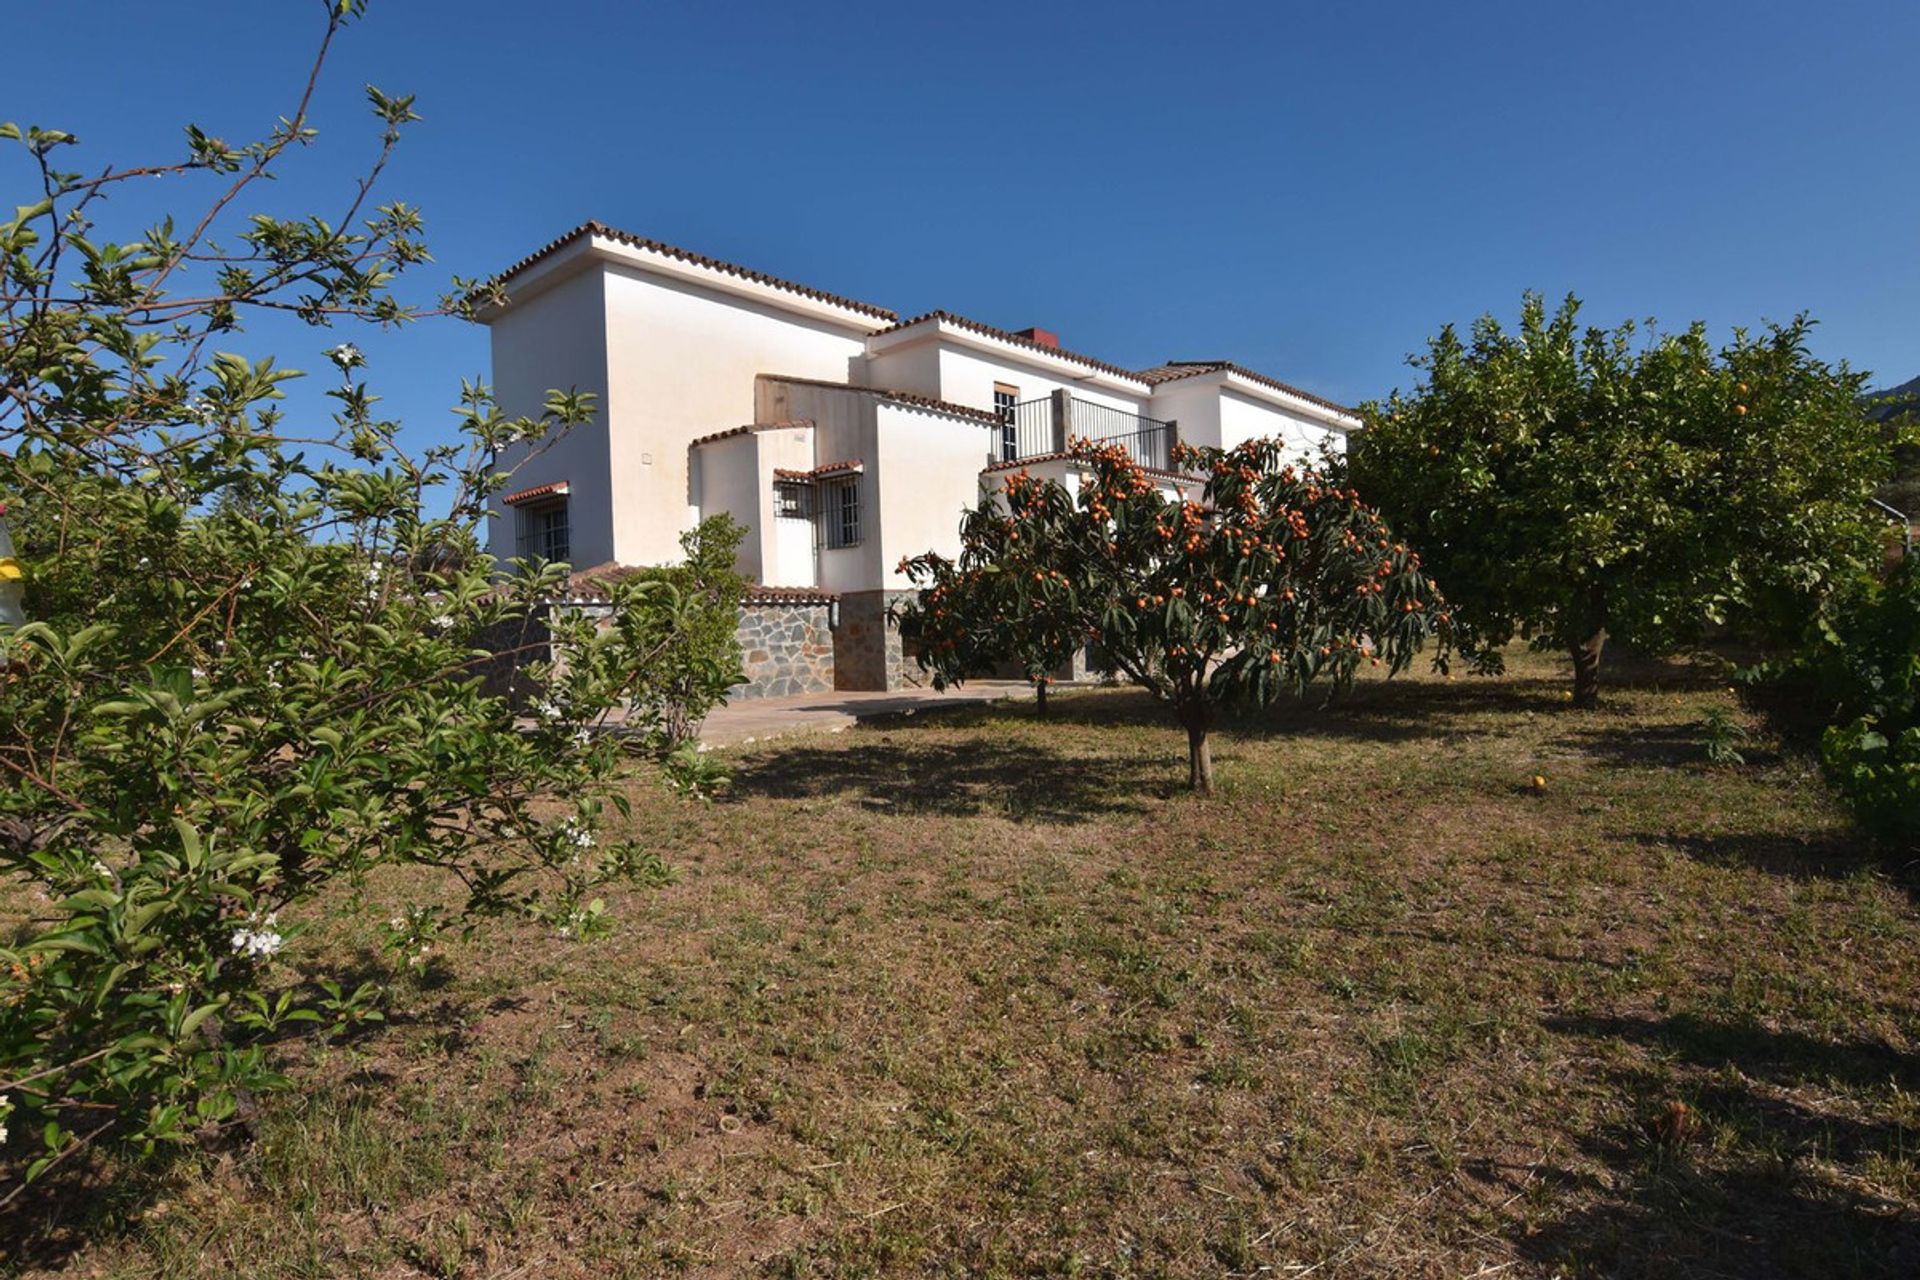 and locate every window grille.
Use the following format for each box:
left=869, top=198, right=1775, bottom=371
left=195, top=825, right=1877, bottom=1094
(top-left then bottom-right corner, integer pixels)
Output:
left=774, top=480, right=811, bottom=520
left=823, top=477, right=860, bottom=549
